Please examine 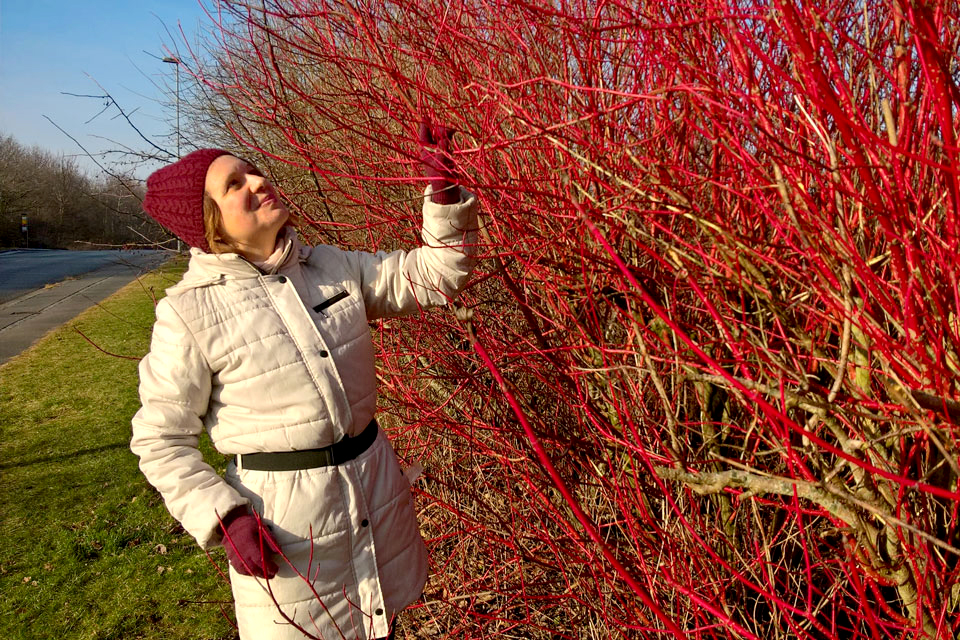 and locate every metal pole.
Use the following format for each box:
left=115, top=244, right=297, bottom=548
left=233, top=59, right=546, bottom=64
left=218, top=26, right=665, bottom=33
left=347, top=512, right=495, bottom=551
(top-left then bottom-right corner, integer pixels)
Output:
left=175, top=63, right=181, bottom=159
left=163, top=56, right=183, bottom=251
